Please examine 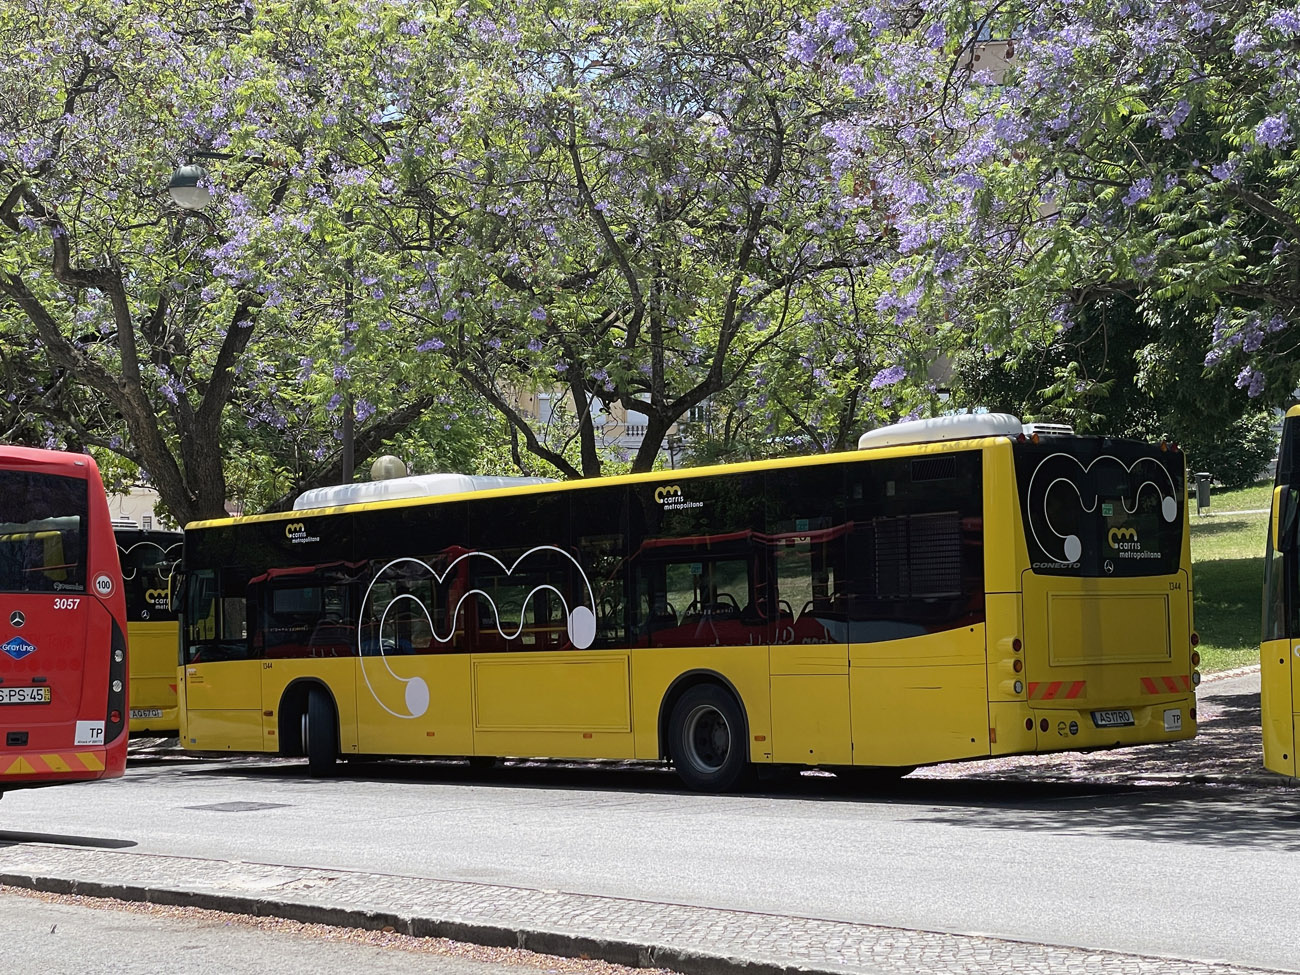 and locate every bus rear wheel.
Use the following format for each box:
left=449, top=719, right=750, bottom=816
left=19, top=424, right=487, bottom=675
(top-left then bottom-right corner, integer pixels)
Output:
left=302, top=686, right=338, bottom=777
left=668, top=684, right=748, bottom=792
